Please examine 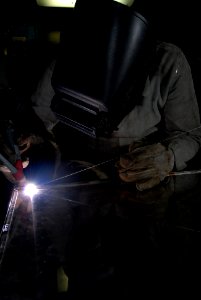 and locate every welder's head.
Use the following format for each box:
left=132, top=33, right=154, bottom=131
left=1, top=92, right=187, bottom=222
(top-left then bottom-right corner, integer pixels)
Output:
left=51, top=0, right=155, bottom=138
